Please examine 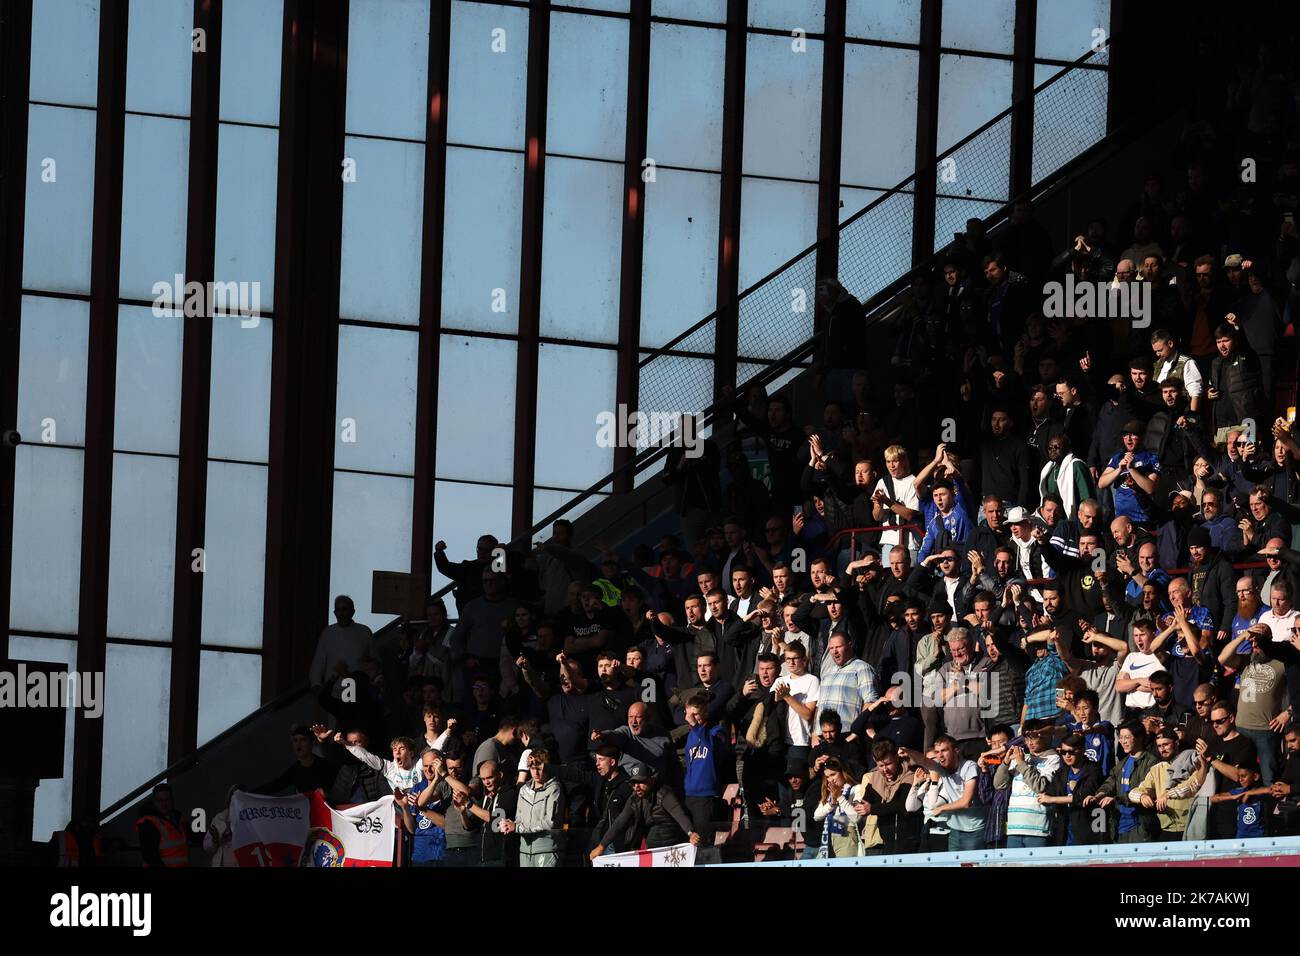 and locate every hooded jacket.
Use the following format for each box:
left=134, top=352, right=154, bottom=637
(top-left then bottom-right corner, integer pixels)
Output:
left=515, top=776, right=566, bottom=855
